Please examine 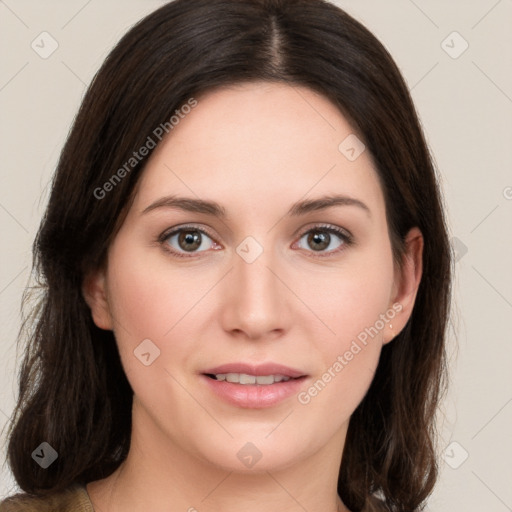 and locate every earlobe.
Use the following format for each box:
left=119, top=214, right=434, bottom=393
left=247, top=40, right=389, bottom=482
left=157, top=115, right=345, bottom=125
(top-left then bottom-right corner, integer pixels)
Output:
left=384, top=227, right=424, bottom=344
left=82, top=268, right=113, bottom=331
